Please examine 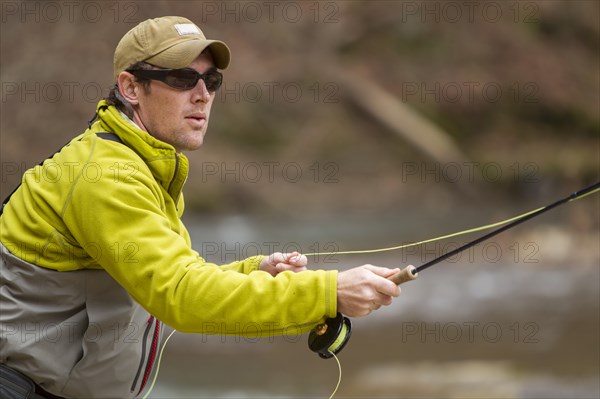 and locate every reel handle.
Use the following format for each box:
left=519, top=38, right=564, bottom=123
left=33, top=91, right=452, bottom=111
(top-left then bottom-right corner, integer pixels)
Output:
left=388, top=265, right=418, bottom=285
left=308, top=312, right=352, bottom=359
left=309, top=265, right=417, bottom=359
